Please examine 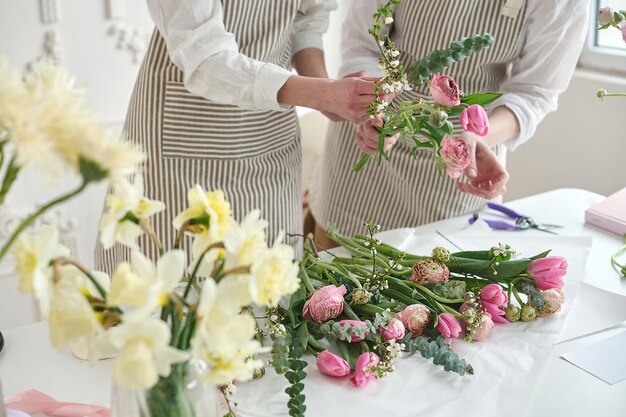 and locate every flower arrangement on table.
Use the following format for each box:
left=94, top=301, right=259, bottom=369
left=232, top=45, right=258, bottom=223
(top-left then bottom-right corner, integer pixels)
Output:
left=1, top=60, right=301, bottom=417
left=353, top=0, right=501, bottom=175
left=596, top=6, right=626, bottom=100
left=269, top=223, right=568, bottom=417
